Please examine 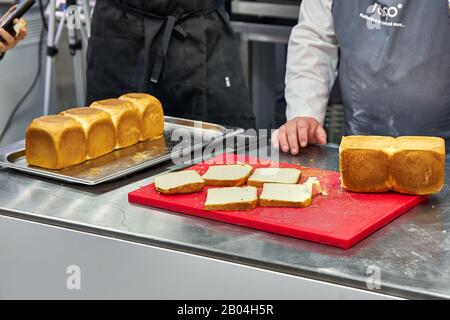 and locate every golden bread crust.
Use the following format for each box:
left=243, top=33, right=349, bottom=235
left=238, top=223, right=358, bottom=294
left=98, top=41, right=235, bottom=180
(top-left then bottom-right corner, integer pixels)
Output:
left=204, top=199, right=258, bottom=211
left=259, top=198, right=312, bottom=208
left=61, top=107, right=117, bottom=160
left=91, top=99, right=141, bottom=149
left=339, top=136, right=445, bottom=195
left=119, top=93, right=165, bottom=141
left=26, top=116, right=87, bottom=170
left=203, top=169, right=254, bottom=187
left=156, top=182, right=205, bottom=195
